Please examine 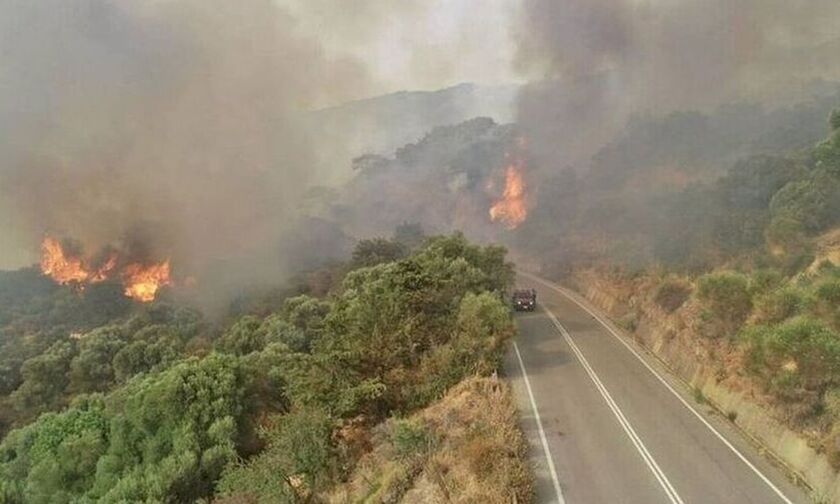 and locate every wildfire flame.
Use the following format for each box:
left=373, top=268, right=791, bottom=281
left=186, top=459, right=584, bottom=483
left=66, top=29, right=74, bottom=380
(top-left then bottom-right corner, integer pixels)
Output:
left=489, top=160, right=528, bottom=229
left=122, top=261, right=172, bottom=303
left=39, top=236, right=173, bottom=302
left=40, top=237, right=90, bottom=284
